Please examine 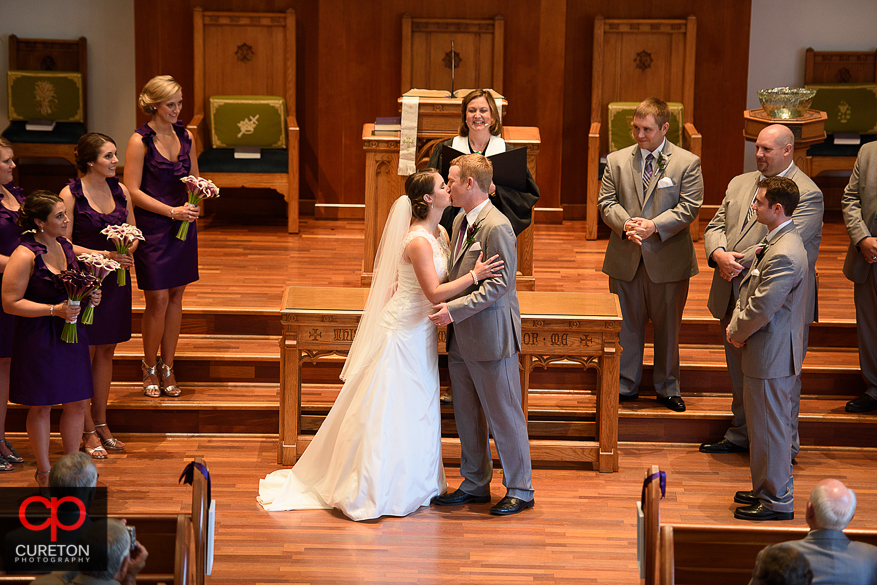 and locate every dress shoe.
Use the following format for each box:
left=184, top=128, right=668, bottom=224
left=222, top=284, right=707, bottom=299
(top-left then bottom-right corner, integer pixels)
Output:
left=489, top=496, right=535, bottom=516
left=619, top=392, right=639, bottom=402
left=846, top=394, right=877, bottom=413
left=699, top=438, right=747, bottom=454
left=734, top=490, right=759, bottom=505
left=734, top=503, right=793, bottom=521
left=432, top=489, right=491, bottom=506
left=656, top=396, right=686, bottom=412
